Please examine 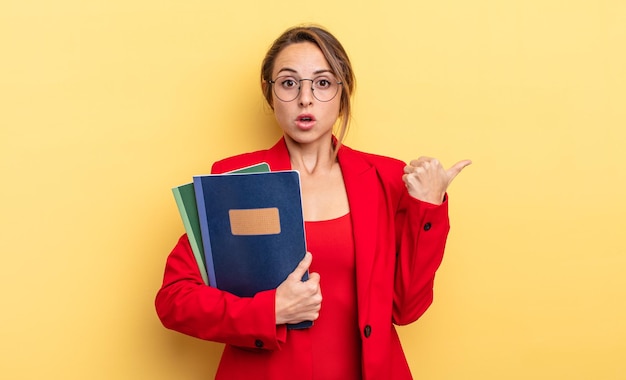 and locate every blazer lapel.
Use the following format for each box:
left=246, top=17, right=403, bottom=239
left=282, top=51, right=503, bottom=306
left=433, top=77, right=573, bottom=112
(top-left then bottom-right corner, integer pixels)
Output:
left=337, top=146, right=380, bottom=318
